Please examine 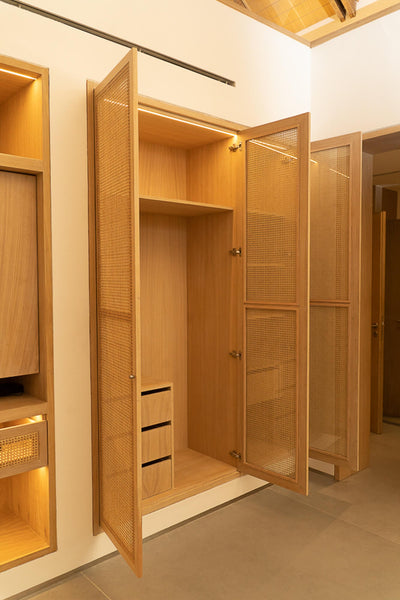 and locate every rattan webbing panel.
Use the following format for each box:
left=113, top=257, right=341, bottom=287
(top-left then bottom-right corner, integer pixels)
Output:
left=95, top=63, right=138, bottom=558
left=310, top=146, right=350, bottom=302
left=246, top=129, right=298, bottom=304
left=246, top=309, right=297, bottom=478
left=310, top=306, right=348, bottom=456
